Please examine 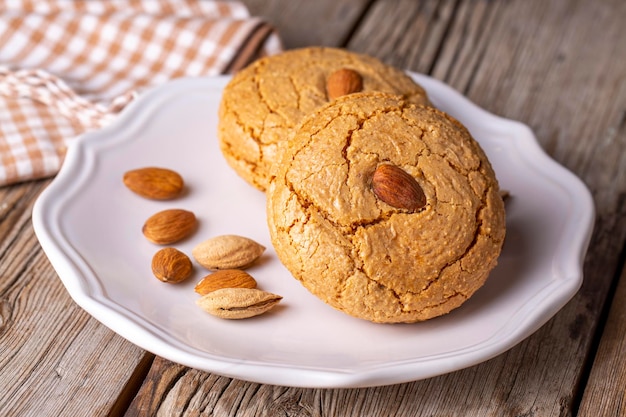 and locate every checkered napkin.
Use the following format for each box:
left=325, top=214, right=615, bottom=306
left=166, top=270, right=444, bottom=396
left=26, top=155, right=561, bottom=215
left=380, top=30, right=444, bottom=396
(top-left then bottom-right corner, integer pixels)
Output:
left=0, top=0, right=282, bottom=186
